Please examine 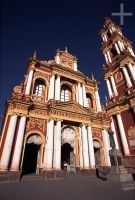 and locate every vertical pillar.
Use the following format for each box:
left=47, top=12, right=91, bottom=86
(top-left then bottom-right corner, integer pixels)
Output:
left=87, top=125, right=95, bottom=167
left=48, top=74, right=55, bottom=100
left=11, top=116, right=26, bottom=170
left=25, top=69, right=34, bottom=95
left=127, top=63, right=135, bottom=82
left=74, top=62, right=77, bottom=71
left=82, top=84, right=87, bottom=107
left=116, top=114, right=130, bottom=155
left=81, top=125, right=89, bottom=168
left=44, top=119, right=54, bottom=169
left=79, top=126, right=83, bottom=168
left=110, top=117, right=119, bottom=149
left=106, top=78, right=113, bottom=99
left=110, top=75, right=118, bottom=96
left=78, top=83, right=83, bottom=106
left=104, top=53, right=109, bottom=64
left=114, top=43, right=120, bottom=54
left=106, top=51, right=112, bottom=63
left=55, top=55, right=60, bottom=64
left=118, top=40, right=123, bottom=51
left=53, top=121, right=61, bottom=170
left=55, top=75, right=61, bottom=100
left=95, top=90, right=102, bottom=111
left=0, top=115, right=18, bottom=170
left=102, top=129, right=111, bottom=166
left=121, top=67, right=132, bottom=88
left=76, top=84, right=79, bottom=103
